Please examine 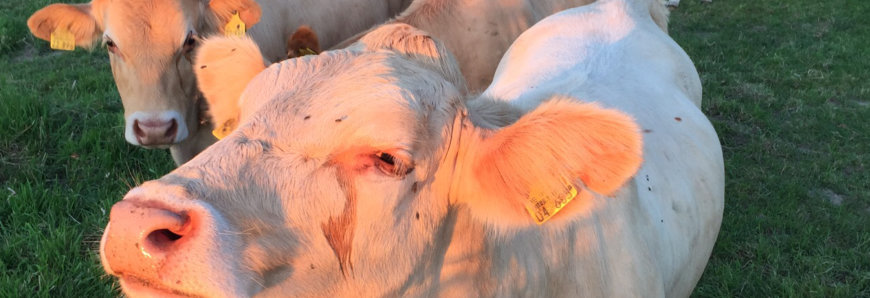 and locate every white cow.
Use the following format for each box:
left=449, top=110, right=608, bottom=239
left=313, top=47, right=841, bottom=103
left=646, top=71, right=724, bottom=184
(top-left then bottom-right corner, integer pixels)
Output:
left=99, top=0, right=723, bottom=296
left=27, top=0, right=412, bottom=165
